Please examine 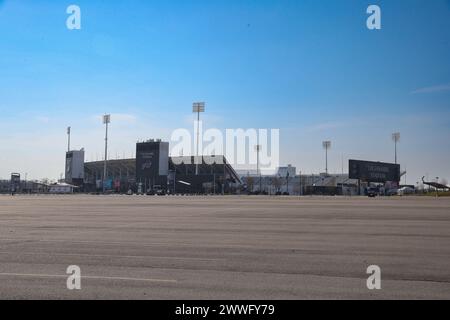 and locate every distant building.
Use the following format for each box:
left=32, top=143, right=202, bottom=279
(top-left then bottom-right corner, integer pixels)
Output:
left=0, top=179, right=49, bottom=194
left=240, top=168, right=360, bottom=195
left=49, top=183, right=77, bottom=194
left=277, top=165, right=296, bottom=178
